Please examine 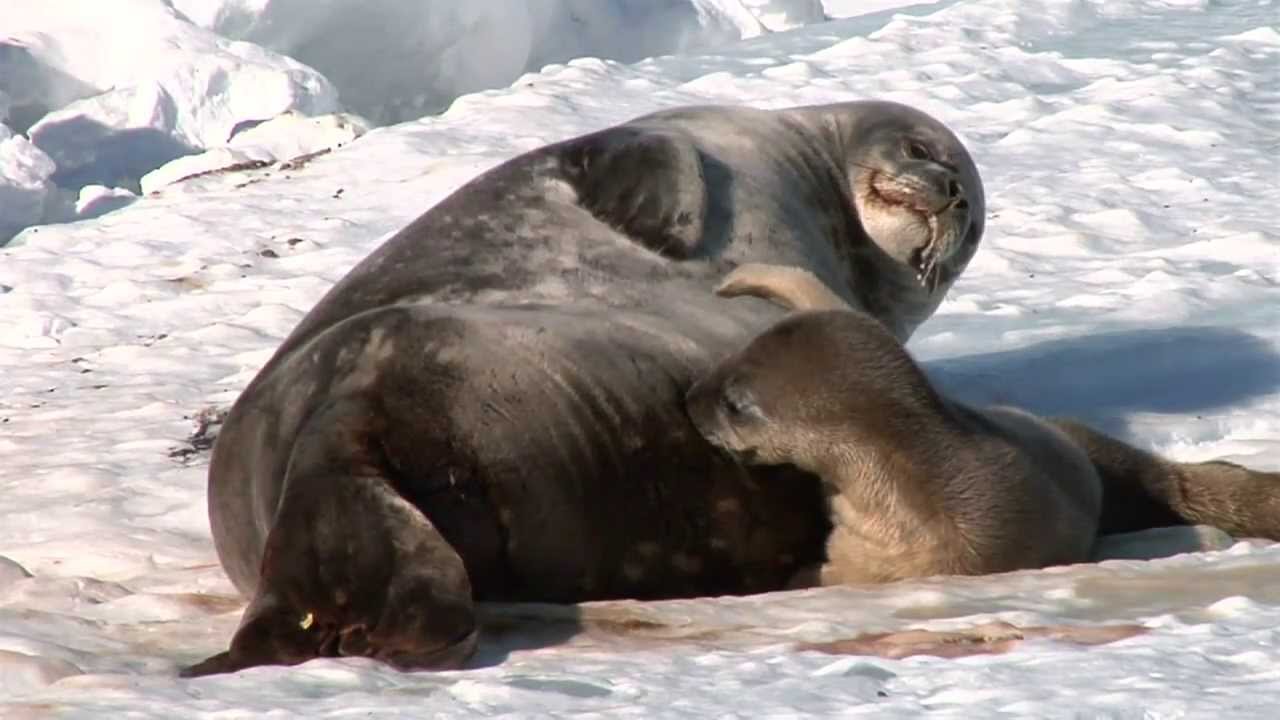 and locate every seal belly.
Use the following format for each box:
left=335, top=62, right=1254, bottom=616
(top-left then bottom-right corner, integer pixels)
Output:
left=369, top=303, right=825, bottom=601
